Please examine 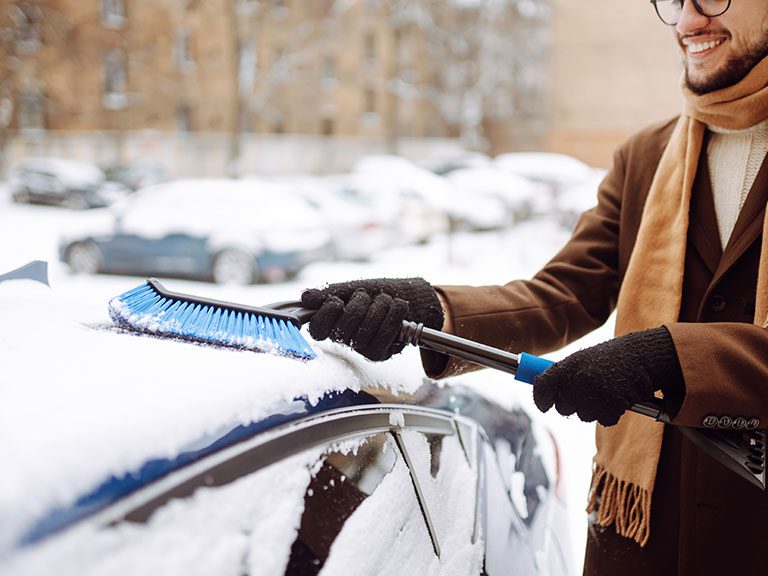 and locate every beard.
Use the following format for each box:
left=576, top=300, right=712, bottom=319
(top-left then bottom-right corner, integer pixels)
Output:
left=685, top=34, right=768, bottom=95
